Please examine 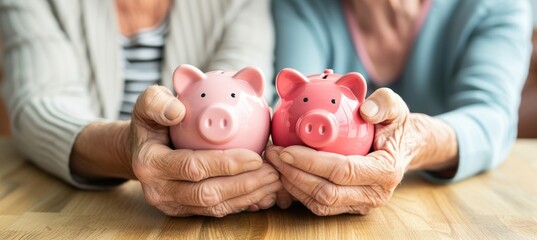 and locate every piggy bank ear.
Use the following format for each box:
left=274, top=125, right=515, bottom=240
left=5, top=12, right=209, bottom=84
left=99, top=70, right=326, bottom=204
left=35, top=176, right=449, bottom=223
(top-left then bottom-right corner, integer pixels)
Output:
left=276, top=68, right=309, bottom=99
left=173, top=64, right=206, bottom=95
left=233, top=67, right=265, bottom=96
left=335, top=72, right=367, bottom=101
